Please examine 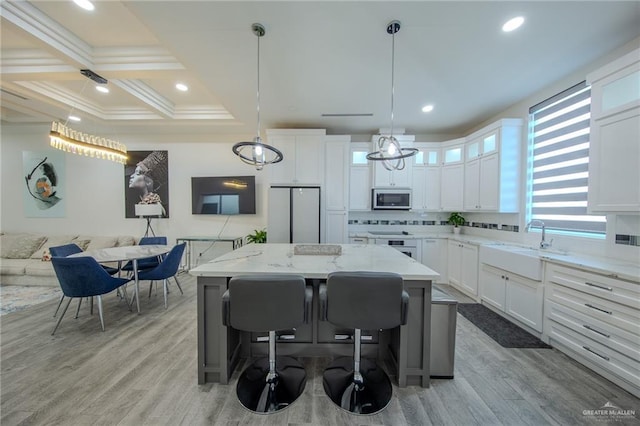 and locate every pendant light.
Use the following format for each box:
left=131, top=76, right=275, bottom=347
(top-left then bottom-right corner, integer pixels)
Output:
left=232, top=23, right=283, bottom=170
left=366, top=20, right=417, bottom=171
